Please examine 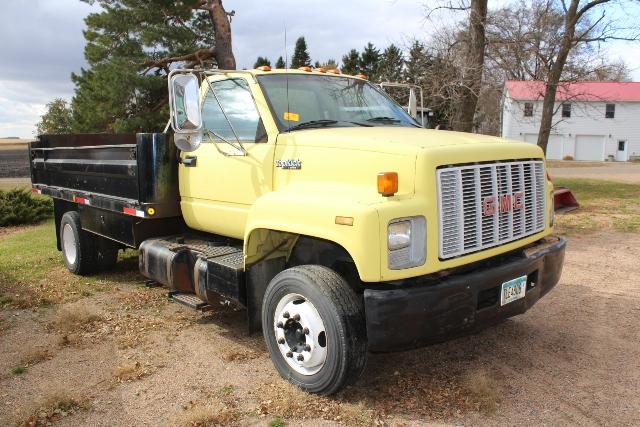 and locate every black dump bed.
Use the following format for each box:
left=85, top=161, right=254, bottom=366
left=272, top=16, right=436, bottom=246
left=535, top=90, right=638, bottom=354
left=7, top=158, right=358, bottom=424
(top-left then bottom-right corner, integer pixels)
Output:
left=30, top=133, right=182, bottom=247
